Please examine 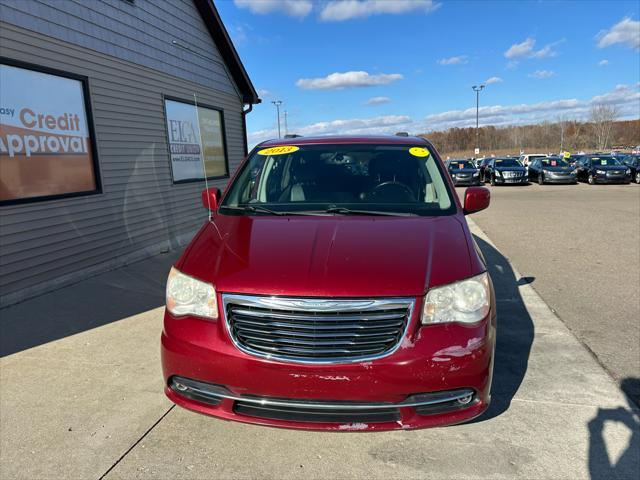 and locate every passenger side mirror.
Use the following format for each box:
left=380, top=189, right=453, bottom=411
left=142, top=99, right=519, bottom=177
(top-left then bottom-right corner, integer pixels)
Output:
left=201, top=187, right=221, bottom=212
left=463, top=186, right=490, bottom=215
